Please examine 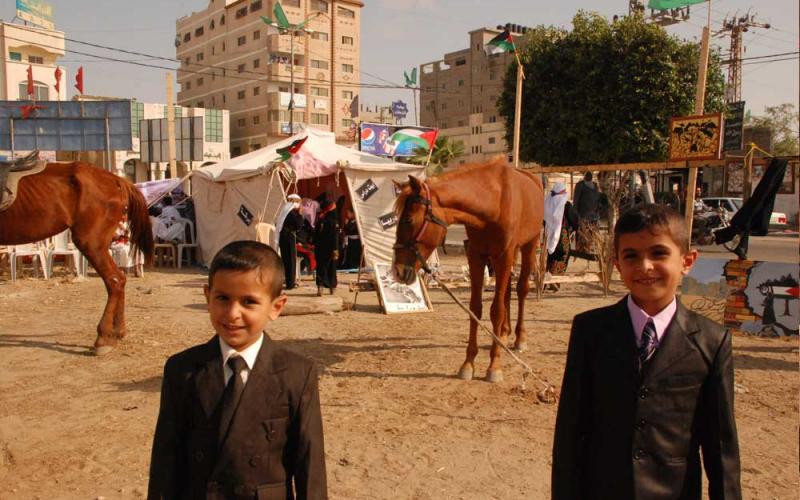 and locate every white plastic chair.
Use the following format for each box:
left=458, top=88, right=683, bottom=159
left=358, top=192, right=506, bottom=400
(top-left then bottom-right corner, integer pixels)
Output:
left=176, top=218, right=198, bottom=269
left=48, top=230, right=85, bottom=278
left=10, top=242, right=49, bottom=281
